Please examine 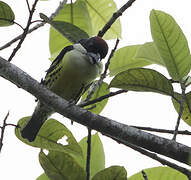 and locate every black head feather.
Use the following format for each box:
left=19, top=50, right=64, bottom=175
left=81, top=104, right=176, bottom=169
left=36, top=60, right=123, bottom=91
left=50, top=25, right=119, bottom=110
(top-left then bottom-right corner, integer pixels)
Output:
left=79, top=36, right=108, bottom=59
